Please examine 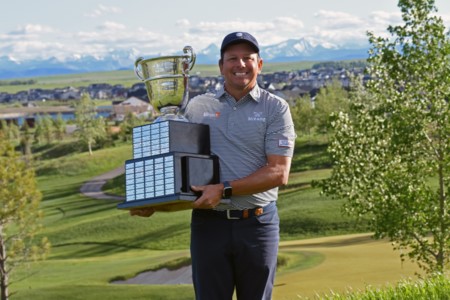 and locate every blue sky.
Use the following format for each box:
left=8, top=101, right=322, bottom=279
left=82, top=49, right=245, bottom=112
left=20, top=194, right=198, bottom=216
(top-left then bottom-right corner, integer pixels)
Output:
left=1, top=0, right=449, bottom=61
